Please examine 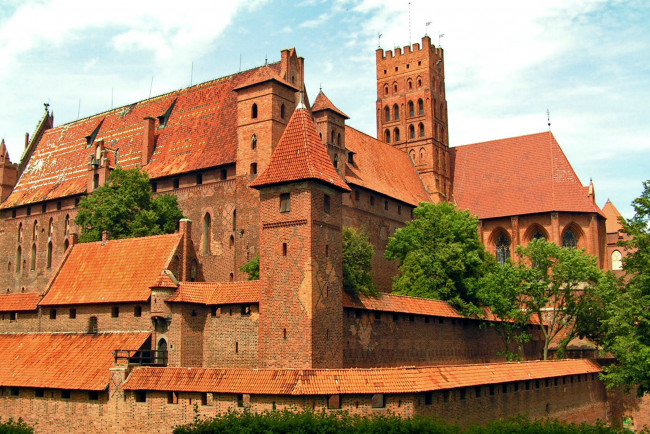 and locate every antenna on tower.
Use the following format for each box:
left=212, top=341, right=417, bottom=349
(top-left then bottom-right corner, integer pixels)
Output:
left=438, top=33, right=445, bottom=47
left=408, top=2, right=411, bottom=45
left=425, top=21, right=431, bottom=37
left=547, top=109, right=551, bottom=131
left=377, top=32, right=382, bottom=49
